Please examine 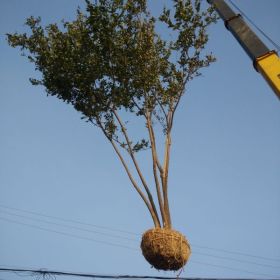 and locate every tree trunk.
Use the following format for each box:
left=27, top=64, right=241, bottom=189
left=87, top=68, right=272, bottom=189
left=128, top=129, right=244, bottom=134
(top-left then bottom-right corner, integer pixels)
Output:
left=147, top=114, right=167, bottom=227
left=162, top=132, right=172, bottom=228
